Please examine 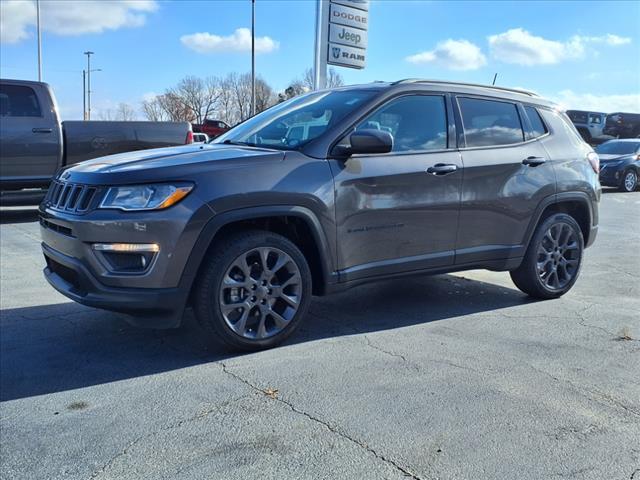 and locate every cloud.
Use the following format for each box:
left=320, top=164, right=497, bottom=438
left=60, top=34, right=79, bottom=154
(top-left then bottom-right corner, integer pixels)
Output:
left=488, top=28, right=631, bottom=66
left=552, top=90, right=640, bottom=114
left=180, top=28, right=279, bottom=54
left=0, top=0, right=157, bottom=43
left=0, top=1, right=36, bottom=43
left=406, top=39, right=487, bottom=71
